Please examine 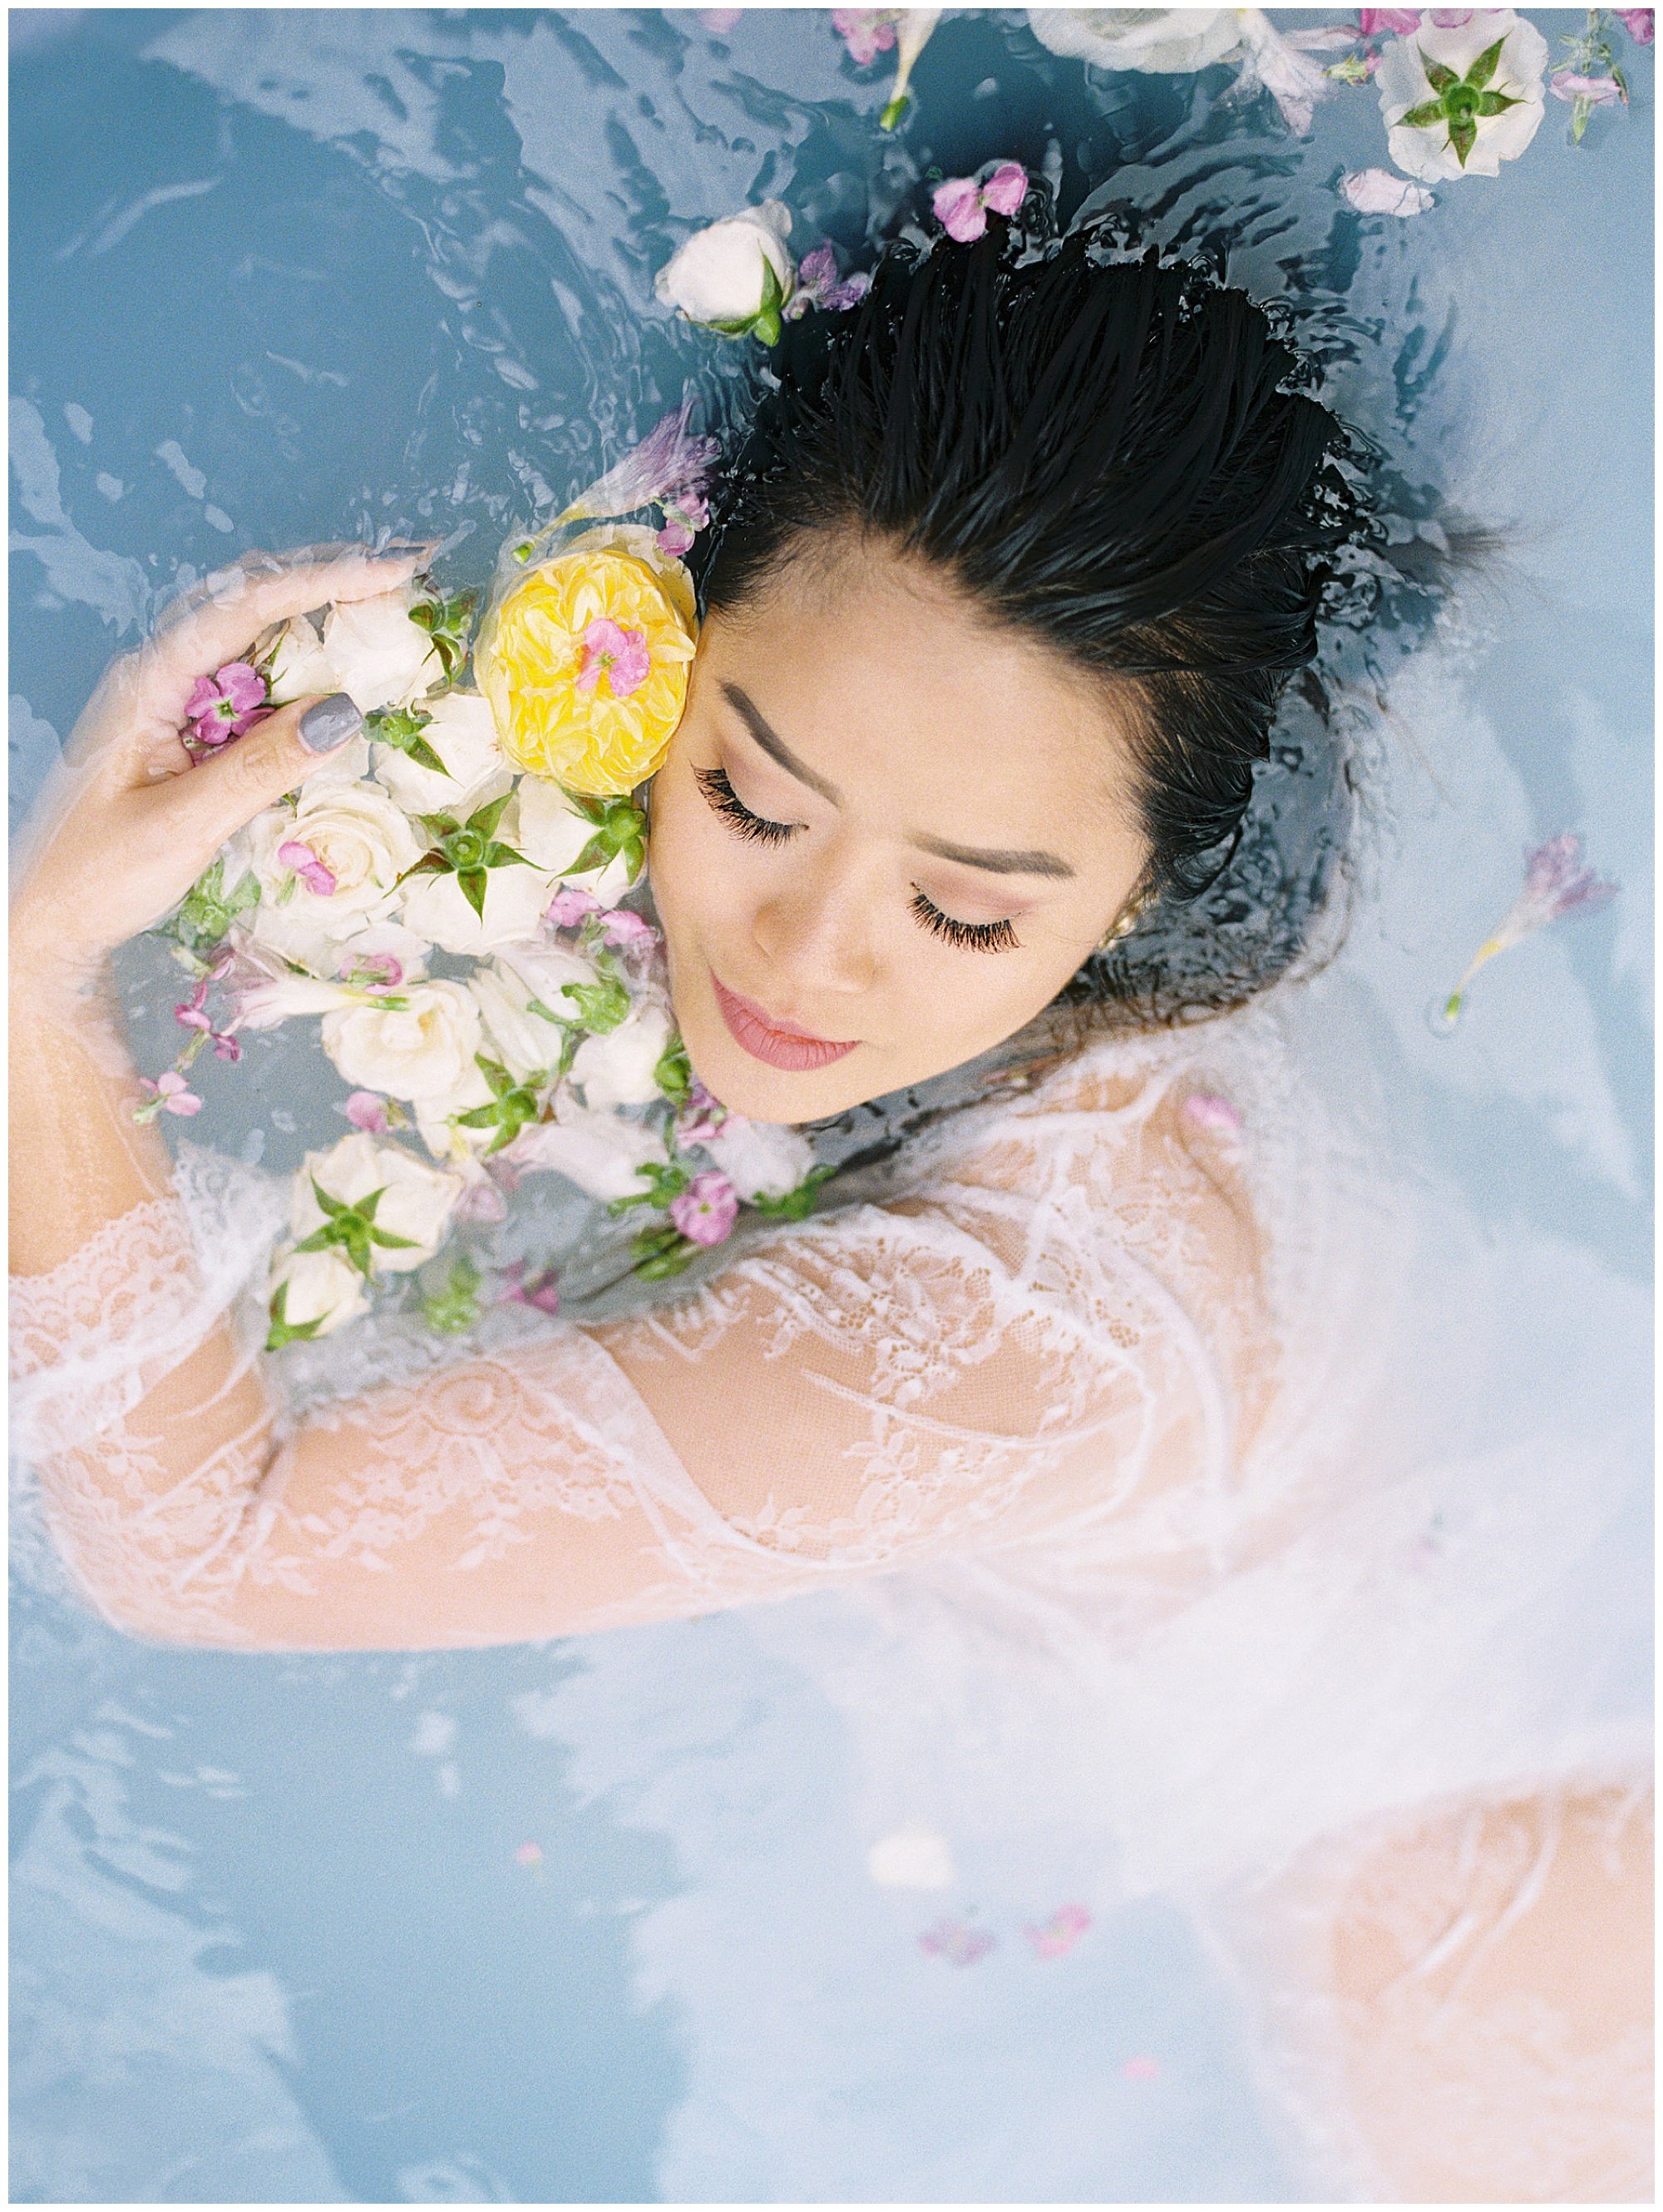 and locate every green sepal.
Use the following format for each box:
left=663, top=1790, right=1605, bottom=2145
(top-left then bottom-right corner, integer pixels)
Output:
left=458, top=867, right=489, bottom=920
left=422, top=1254, right=483, bottom=1335
left=407, top=585, right=480, bottom=684
left=1449, top=116, right=1478, bottom=165
left=878, top=91, right=909, bottom=131
left=653, top=1034, right=693, bottom=1108
left=607, top=1158, right=693, bottom=1216
left=1463, top=35, right=1506, bottom=91
left=560, top=976, right=632, bottom=1034
left=265, top=1278, right=328, bottom=1353
left=452, top=1054, right=542, bottom=1152
left=1398, top=96, right=1448, bottom=128
left=749, top=1164, right=836, bottom=1222
left=1475, top=88, right=1521, bottom=116
left=293, top=1180, right=420, bottom=1279
left=417, top=810, right=462, bottom=842
left=1420, top=53, right=1459, bottom=92
left=366, top=704, right=449, bottom=780
left=467, top=791, right=512, bottom=842
left=568, top=791, right=648, bottom=880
